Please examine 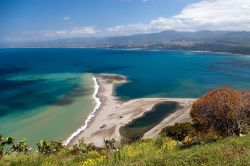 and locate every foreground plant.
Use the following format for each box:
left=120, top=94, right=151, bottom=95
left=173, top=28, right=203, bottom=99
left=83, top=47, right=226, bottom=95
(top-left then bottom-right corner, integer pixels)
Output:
left=104, top=138, right=117, bottom=151
left=71, top=139, right=96, bottom=154
left=36, top=139, right=63, bottom=155
left=0, top=135, right=14, bottom=158
left=11, top=139, right=30, bottom=154
left=161, top=122, right=195, bottom=141
left=191, top=87, right=250, bottom=137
